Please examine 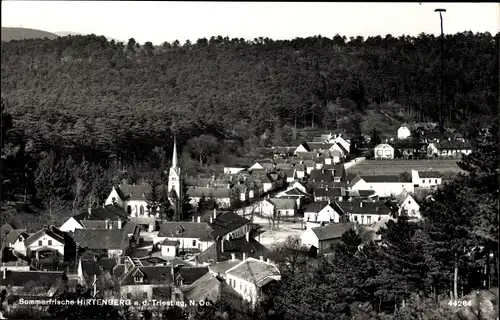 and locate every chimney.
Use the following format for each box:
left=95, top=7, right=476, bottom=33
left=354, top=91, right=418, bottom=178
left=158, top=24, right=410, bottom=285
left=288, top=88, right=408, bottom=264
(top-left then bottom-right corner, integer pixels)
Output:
left=231, top=253, right=235, bottom=261
left=322, top=169, right=325, bottom=174
left=88, top=207, right=92, bottom=215
left=102, top=203, right=105, bottom=208
left=221, top=240, right=224, bottom=252
left=242, top=253, right=246, bottom=261
left=325, top=186, right=329, bottom=191
left=267, top=259, right=271, bottom=263
left=210, top=216, right=213, bottom=224
left=171, top=265, right=174, bottom=280
left=197, top=216, right=201, bottom=223
left=191, top=216, right=195, bottom=222
left=259, top=256, right=263, bottom=261
left=245, top=231, right=250, bottom=242
left=105, top=219, right=109, bottom=229
left=117, top=218, right=121, bottom=229
left=213, top=209, right=217, bottom=219
left=93, top=255, right=97, bottom=262
left=360, top=202, right=363, bottom=208
left=2, top=263, right=6, bottom=279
